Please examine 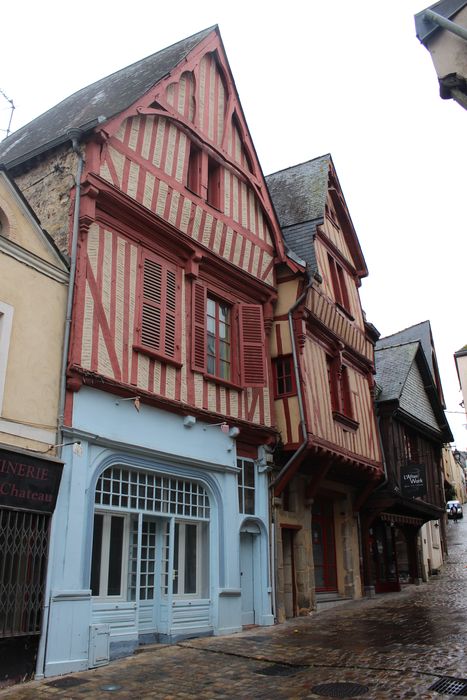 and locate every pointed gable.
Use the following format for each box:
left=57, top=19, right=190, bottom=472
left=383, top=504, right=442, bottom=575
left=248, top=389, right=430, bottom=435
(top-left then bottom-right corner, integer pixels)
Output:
left=266, top=154, right=366, bottom=278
